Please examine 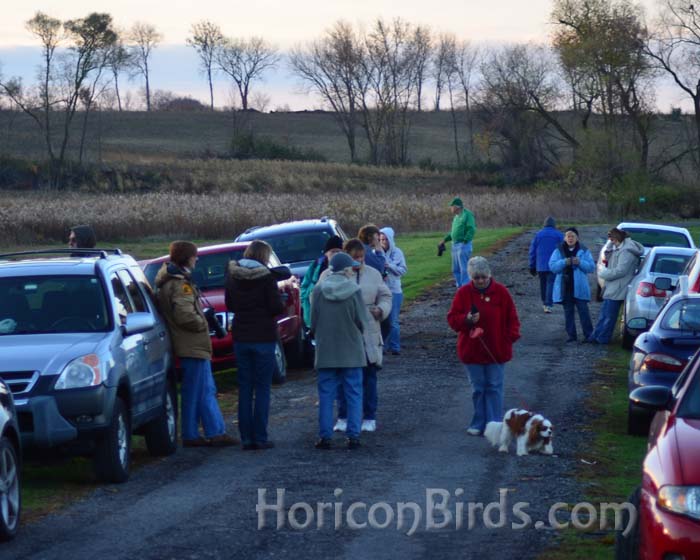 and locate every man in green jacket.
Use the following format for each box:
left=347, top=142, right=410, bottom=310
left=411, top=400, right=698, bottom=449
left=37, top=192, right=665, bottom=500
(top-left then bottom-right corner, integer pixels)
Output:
left=438, top=197, right=476, bottom=287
